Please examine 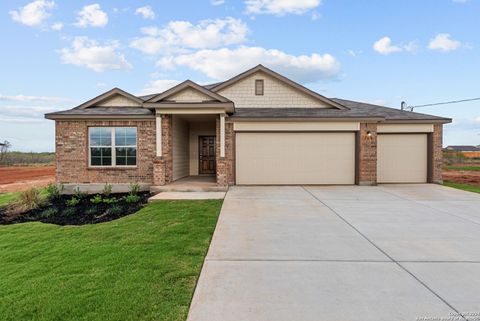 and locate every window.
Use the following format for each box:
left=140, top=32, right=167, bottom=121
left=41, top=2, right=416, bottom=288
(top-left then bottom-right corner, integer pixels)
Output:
left=89, top=127, right=137, bottom=167
left=255, top=79, right=264, bottom=95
